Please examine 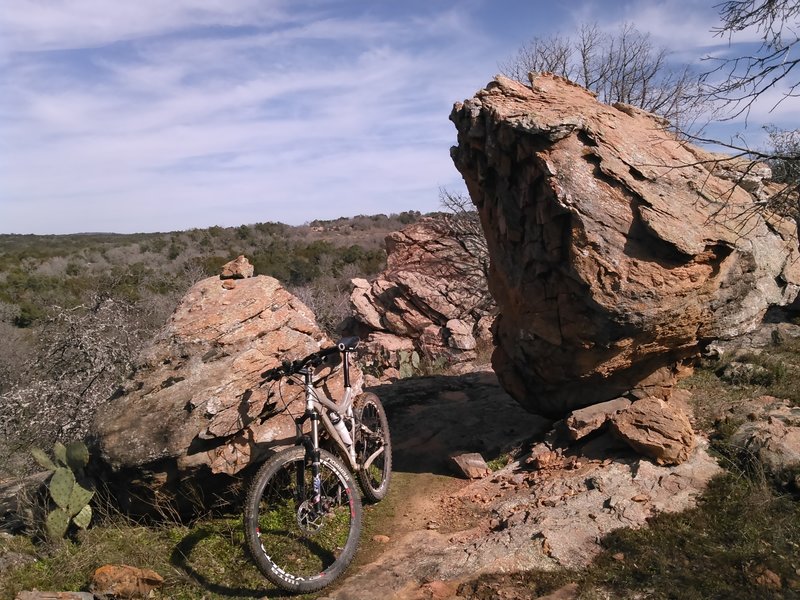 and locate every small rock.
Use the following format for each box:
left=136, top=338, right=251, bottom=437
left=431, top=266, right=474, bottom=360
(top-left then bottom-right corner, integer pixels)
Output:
left=90, top=564, right=164, bottom=599
left=535, top=582, right=580, bottom=600
left=631, top=494, right=649, bottom=502
left=0, top=549, right=37, bottom=572
left=450, top=452, right=491, bottom=479
left=221, top=279, right=237, bottom=290
left=372, top=534, right=390, bottom=544
left=753, top=566, right=782, bottom=590
left=219, top=255, right=254, bottom=279
left=612, top=552, right=625, bottom=562
left=526, top=443, right=563, bottom=470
